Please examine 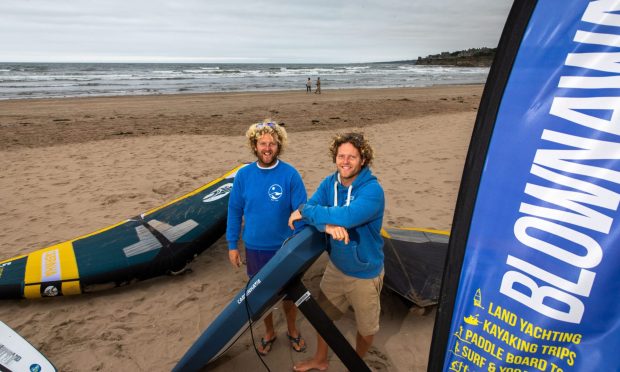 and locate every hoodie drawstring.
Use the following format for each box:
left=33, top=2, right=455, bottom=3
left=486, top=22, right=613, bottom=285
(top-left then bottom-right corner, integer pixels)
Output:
left=334, top=175, right=353, bottom=207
